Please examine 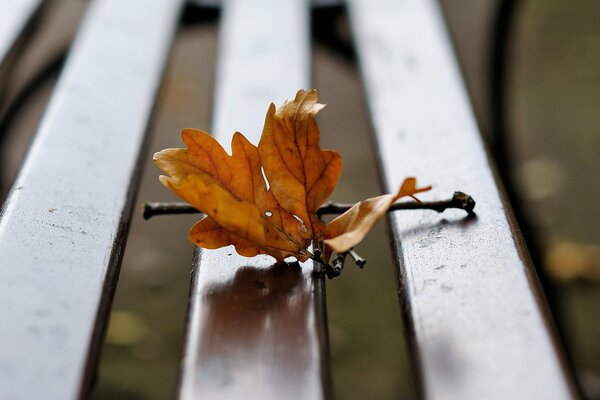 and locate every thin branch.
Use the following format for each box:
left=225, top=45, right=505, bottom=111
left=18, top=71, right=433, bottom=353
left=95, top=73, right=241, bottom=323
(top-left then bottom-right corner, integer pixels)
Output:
left=325, top=252, right=347, bottom=279
left=318, top=248, right=366, bottom=279
left=142, top=202, right=203, bottom=220
left=142, top=191, right=476, bottom=220
left=348, top=249, right=366, bottom=268
left=317, top=191, right=475, bottom=216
